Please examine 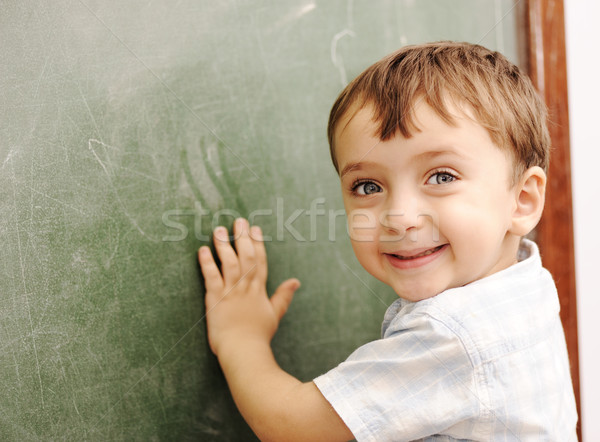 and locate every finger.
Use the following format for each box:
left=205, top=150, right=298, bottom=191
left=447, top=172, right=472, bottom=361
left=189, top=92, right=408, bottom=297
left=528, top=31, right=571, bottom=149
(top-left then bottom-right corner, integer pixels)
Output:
left=233, top=218, right=256, bottom=275
left=198, top=246, right=224, bottom=296
left=270, top=278, right=300, bottom=321
left=250, top=225, right=268, bottom=283
left=213, top=226, right=241, bottom=284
